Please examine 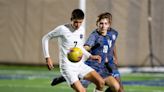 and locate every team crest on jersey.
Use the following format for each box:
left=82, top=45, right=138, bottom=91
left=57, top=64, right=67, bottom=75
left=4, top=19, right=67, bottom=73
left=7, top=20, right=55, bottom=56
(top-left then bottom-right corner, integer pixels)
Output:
left=112, top=35, right=116, bottom=40
left=80, top=34, right=83, bottom=39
